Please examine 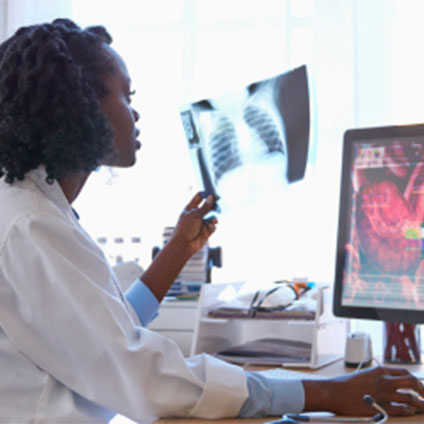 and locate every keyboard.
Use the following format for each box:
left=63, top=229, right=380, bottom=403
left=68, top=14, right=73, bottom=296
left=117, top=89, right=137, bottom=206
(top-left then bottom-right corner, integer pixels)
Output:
left=411, top=371, right=424, bottom=380
left=256, top=367, right=322, bottom=380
